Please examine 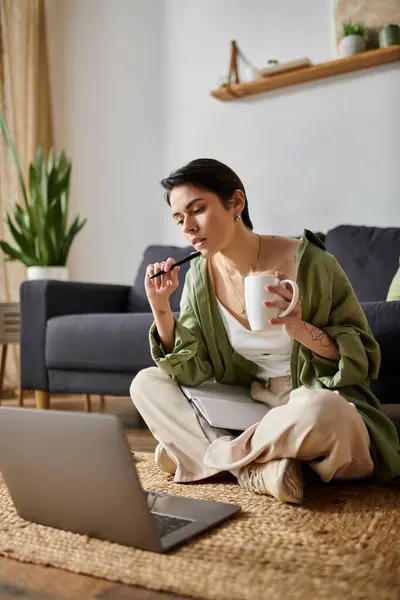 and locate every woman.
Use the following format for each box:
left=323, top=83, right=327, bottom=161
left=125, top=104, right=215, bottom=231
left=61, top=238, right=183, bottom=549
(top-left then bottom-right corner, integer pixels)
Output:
left=130, top=158, right=400, bottom=504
